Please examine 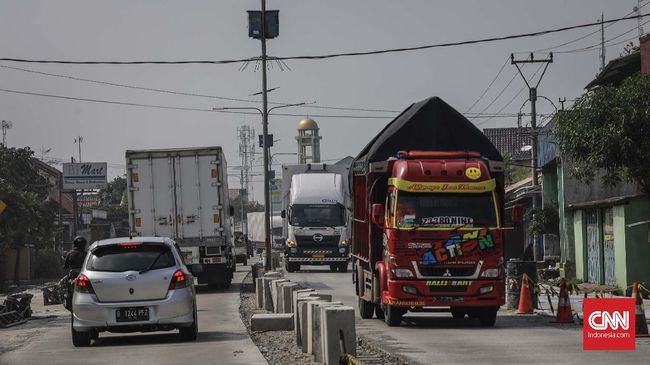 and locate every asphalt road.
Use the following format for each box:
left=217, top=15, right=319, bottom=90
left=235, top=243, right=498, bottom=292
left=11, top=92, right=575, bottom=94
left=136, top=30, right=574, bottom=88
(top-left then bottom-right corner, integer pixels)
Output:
left=286, top=264, right=650, bottom=365
left=0, top=264, right=266, bottom=365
